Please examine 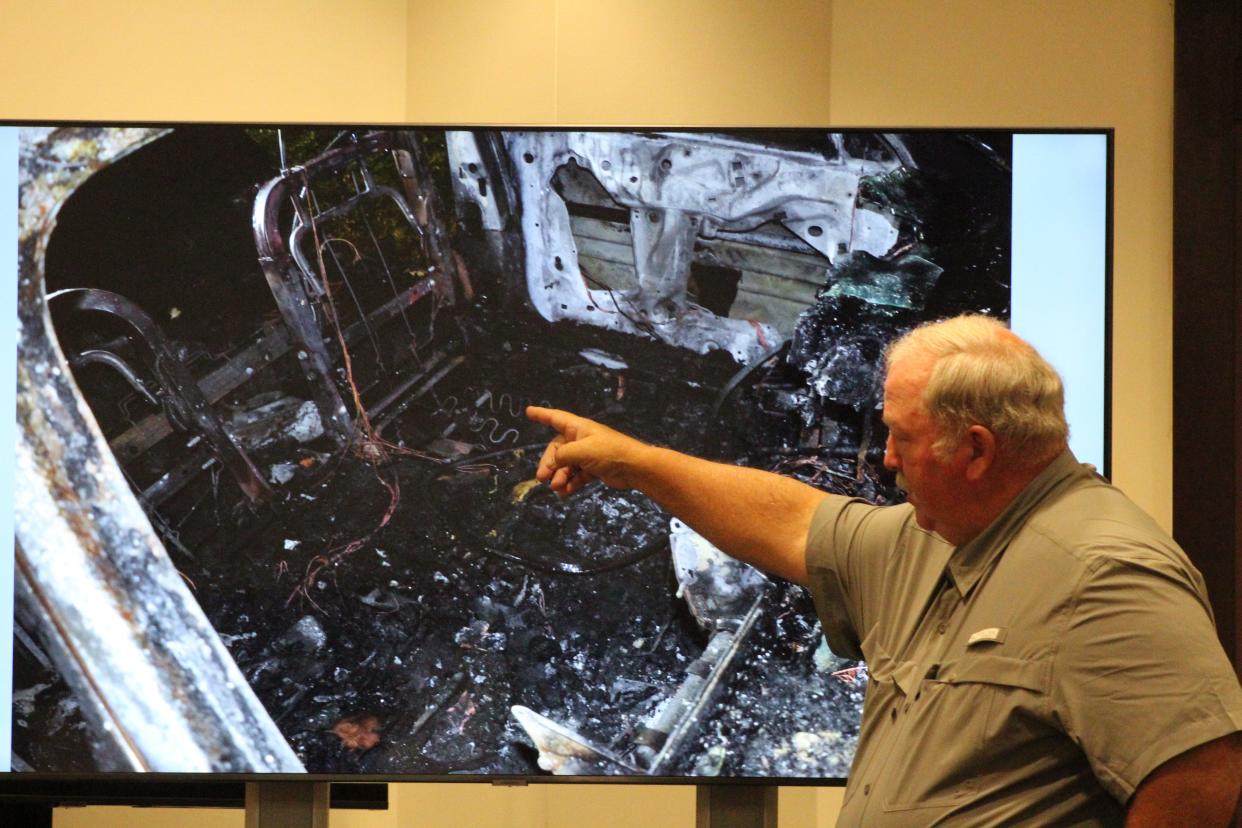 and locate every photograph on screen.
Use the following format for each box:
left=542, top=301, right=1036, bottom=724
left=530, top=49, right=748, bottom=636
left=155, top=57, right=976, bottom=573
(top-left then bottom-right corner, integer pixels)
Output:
left=12, top=126, right=1027, bottom=777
